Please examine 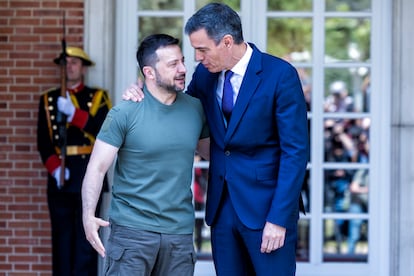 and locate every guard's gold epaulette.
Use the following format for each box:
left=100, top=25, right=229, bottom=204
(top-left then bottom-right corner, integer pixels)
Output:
left=91, top=86, right=107, bottom=92
left=90, top=88, right=112, bottom=116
